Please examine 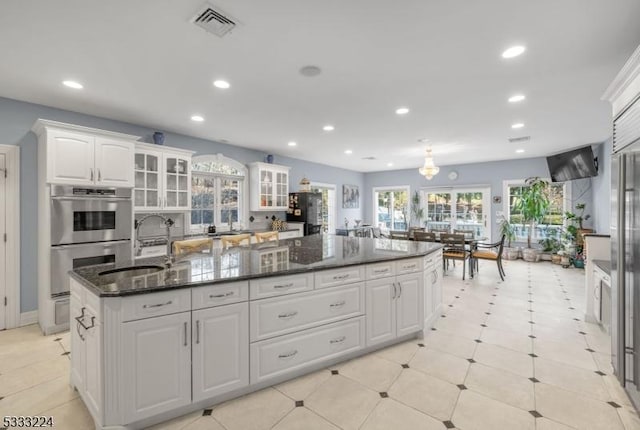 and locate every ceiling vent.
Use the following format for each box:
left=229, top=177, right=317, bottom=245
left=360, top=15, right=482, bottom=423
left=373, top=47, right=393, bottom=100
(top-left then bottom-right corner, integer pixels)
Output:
left=362, top=156, right=377, bottom=160
left=508, top=136, right=531, bottom=143
left=191, top=3, right=237, bottom=38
